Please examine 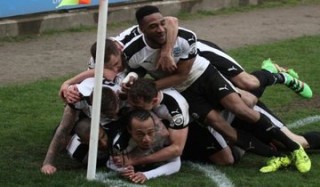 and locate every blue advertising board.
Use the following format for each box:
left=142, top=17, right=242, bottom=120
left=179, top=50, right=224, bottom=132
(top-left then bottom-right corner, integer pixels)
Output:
left=0, top=0, right=129, bottom=18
